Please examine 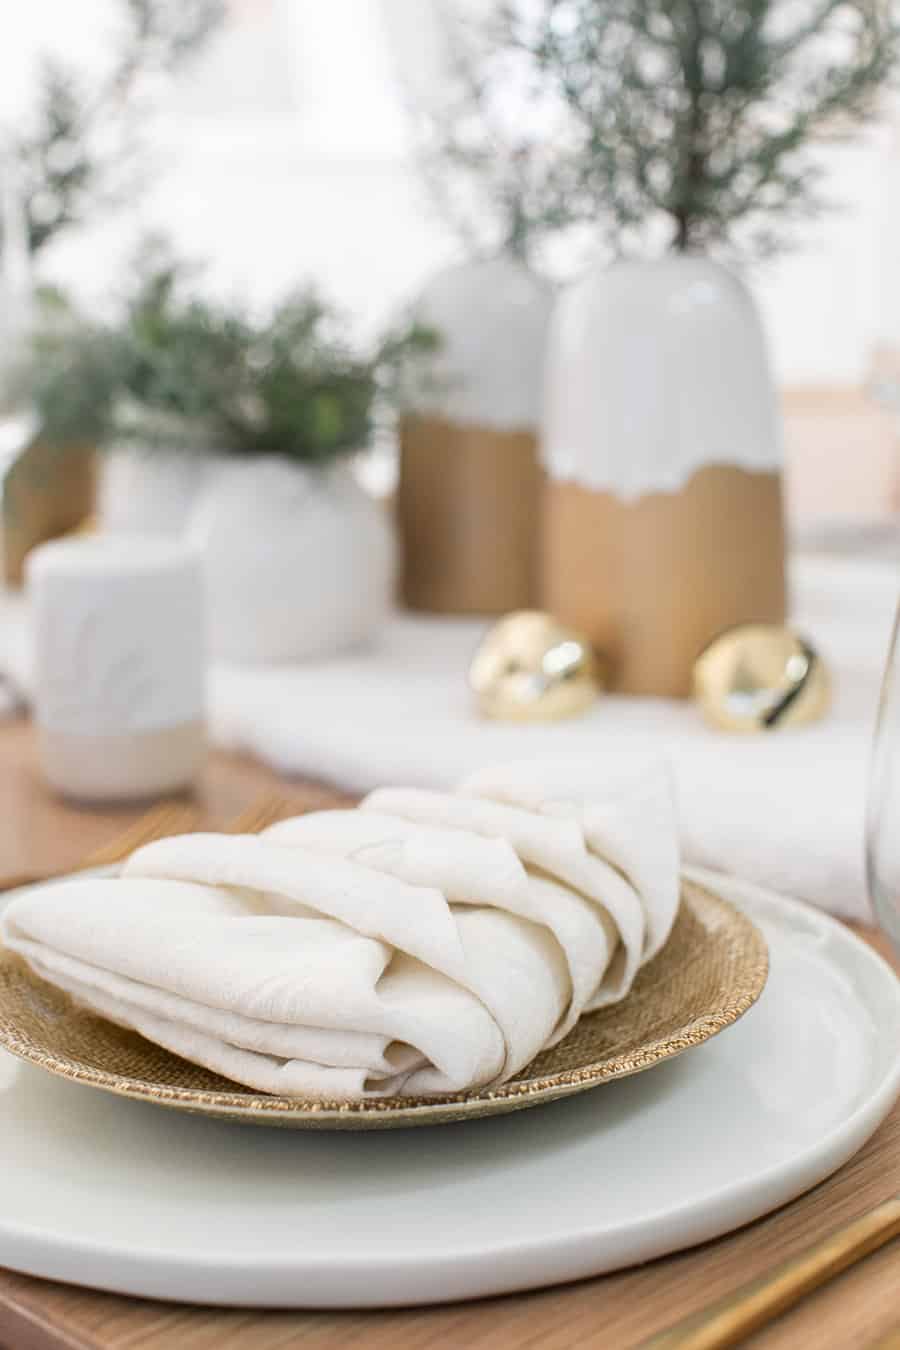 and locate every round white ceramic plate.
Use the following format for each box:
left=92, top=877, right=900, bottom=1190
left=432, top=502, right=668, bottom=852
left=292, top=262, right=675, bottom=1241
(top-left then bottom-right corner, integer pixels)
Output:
left=0, top=867, right=898, bottom=1309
